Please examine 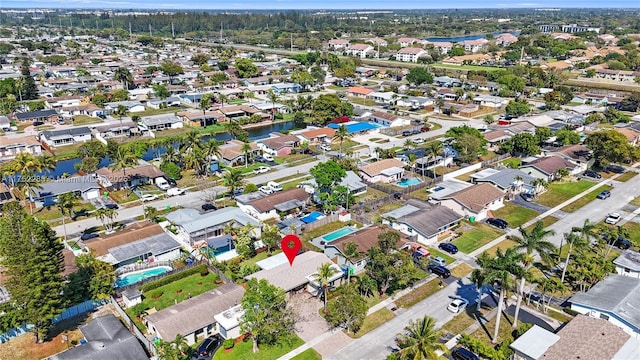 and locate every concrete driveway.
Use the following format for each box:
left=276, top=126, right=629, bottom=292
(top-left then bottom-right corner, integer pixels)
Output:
left=288, top=293, right=329, bottom=342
